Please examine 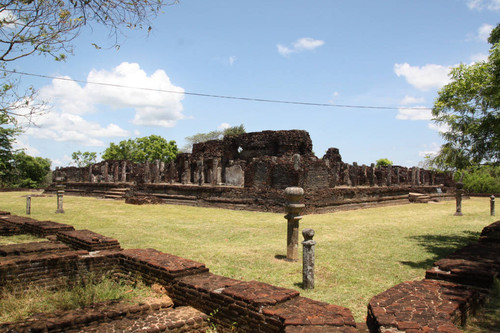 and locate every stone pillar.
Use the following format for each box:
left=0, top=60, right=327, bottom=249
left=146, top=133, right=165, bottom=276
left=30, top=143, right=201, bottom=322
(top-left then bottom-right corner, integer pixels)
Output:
left=26, top=195, right=31, bottom=215
left=416, top=167, right=421, bottom=186
left=55, top=184, right=65, bottom=214
left=182, top=160, right=190, bottom=184
left=491, top=195, right=495, bottom=217
left=88, top=165, right=93, bottom=183
left=302, top=228, right=316, bottom=289
left=386, top=165, right=392, bottom=187
left=103, top=162, right=109, bottom=182
left=196, top=159, right=204, bottom=185
left=284, top=187, right=305, bottom=261
left=215, top=158, right=222, bottom=185
left=454, top=182, right=463, bottom=216
left=395, top=167, right=400, bottom=185
left=411, top=168, right=416, bottom=186
left=351, top=162, right=358, bottom=186
left=344, top=165, right=352, bottom=186
left=154, top=160, right=161, bottom=183
left=369, top=163, right=375, bottom=187
left=121, top=161, right=127, bottom=182
left=293, top=154, right=301, bottom=171
left=144, top=161, right=151, bottom=183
